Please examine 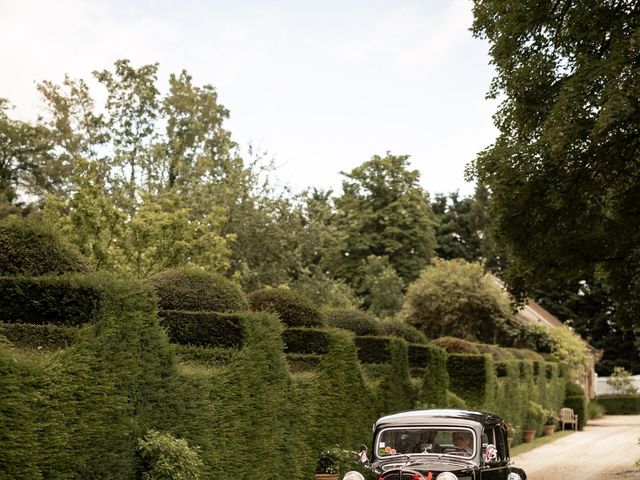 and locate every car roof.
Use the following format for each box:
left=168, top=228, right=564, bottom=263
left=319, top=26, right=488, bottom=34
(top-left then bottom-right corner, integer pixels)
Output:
left=373, top=409, right=505, bottom=430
